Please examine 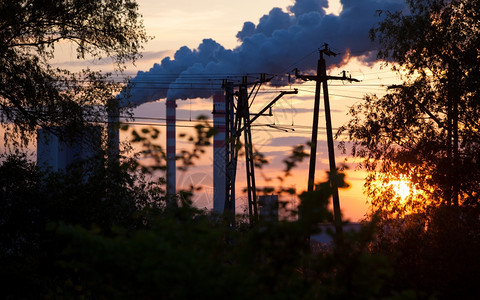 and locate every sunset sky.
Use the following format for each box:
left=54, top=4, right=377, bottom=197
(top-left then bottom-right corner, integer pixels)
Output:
left=55, top=0, right=405, bottom=221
